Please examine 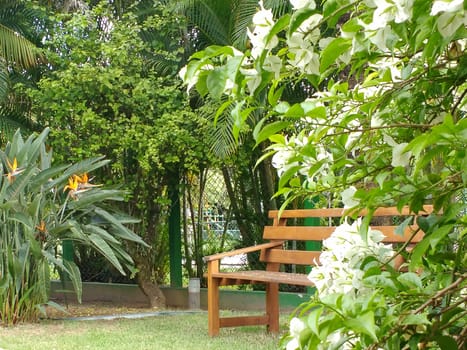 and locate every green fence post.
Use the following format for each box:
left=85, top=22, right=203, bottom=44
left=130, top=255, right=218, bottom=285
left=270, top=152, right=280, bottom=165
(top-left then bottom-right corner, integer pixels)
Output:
left=62, top=240, right=74, bottom=262
left=304, top=197, right=321, bottom=294
left=168, top=171, right=183, bottom=288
